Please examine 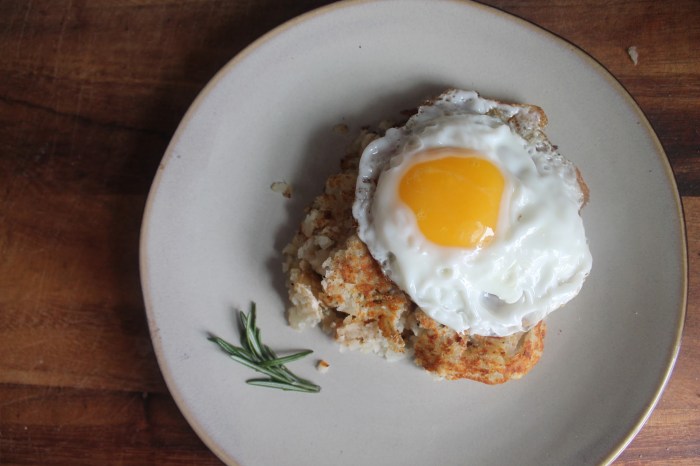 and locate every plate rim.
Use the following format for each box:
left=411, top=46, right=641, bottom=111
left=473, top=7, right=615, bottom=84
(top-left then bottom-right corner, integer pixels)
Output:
left=139, top=1, right=688, bottom=464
